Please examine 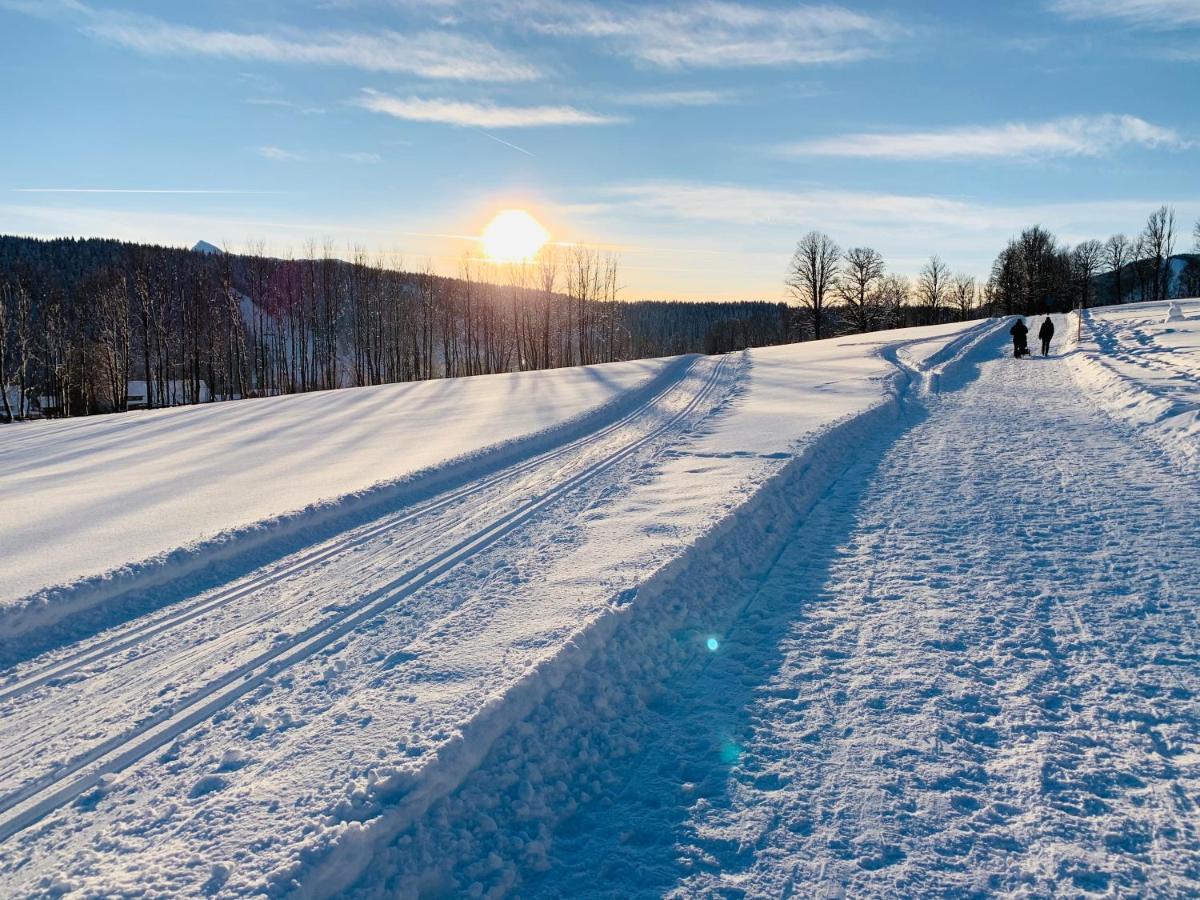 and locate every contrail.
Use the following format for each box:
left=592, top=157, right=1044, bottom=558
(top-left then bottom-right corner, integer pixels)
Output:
left=474, top=130, right=535, bottom=157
